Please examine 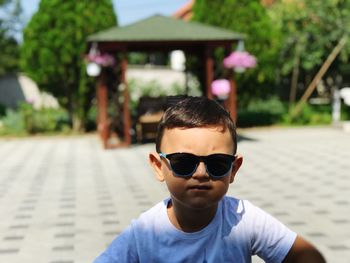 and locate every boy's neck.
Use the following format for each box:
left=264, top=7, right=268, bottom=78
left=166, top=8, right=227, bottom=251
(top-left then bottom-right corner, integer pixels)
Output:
left=167, top=199, right=218, bottom=233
